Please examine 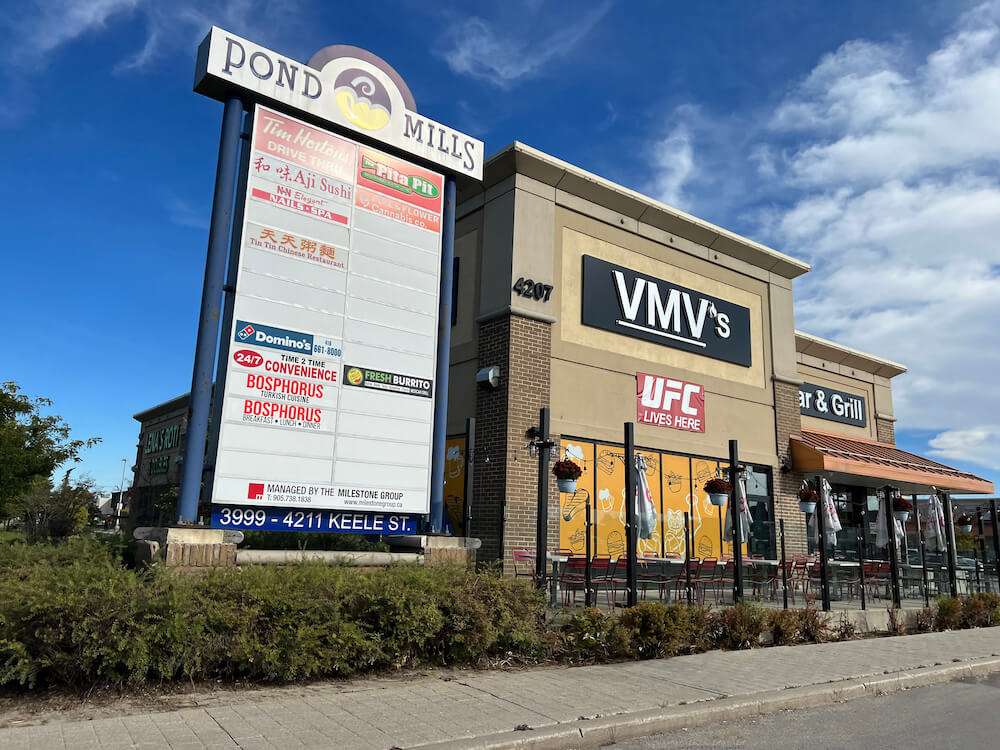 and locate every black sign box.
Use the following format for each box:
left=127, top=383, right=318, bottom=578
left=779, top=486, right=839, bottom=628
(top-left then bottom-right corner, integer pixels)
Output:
left=799, top=382, right=867, bottom=427
left=580, top=255, right=752, bottom=367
